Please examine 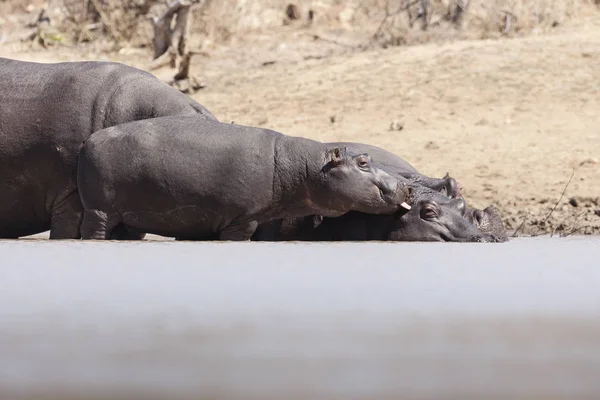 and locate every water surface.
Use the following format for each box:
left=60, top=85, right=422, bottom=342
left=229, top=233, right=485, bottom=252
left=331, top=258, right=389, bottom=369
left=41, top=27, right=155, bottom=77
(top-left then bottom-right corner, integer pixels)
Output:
left=1, top=237, right=599, bottom=399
